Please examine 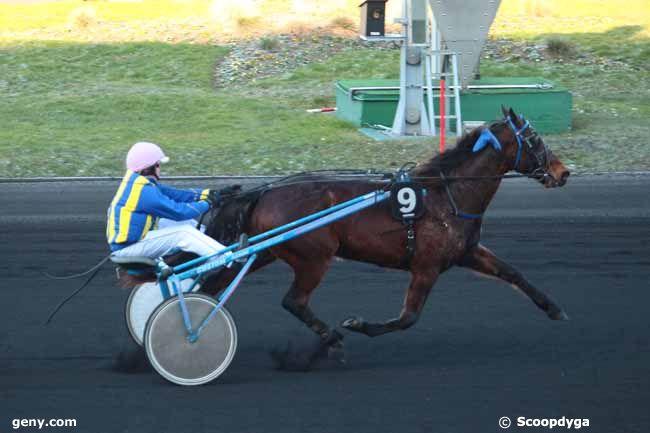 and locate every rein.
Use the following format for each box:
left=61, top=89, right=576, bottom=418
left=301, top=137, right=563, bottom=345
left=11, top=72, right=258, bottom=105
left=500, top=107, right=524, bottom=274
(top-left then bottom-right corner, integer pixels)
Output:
left=409, top=115, right=552, bottom=220
left=203, top=115, right=553, bottom=223
left=414, top=172, right=550, bottom=220
left=411, top=172, right=542, bottom=181
left=212, top=170, right=549, bottom=224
